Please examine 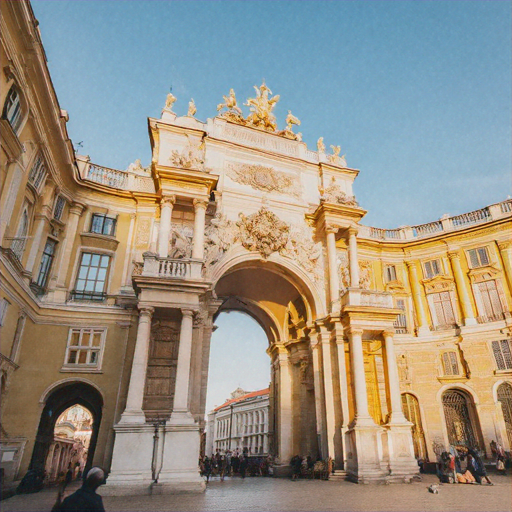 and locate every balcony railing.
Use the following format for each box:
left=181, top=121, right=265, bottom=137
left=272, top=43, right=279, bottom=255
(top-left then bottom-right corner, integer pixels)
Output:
left=138, top=252, right=203, bottom=280
left=340, top=288, right=394, bottom=309
left=359, top=199, right=511, bottom=242
left=476, top=312, right=510, bottom=324
left=86, top=164, right=128, bottom=189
